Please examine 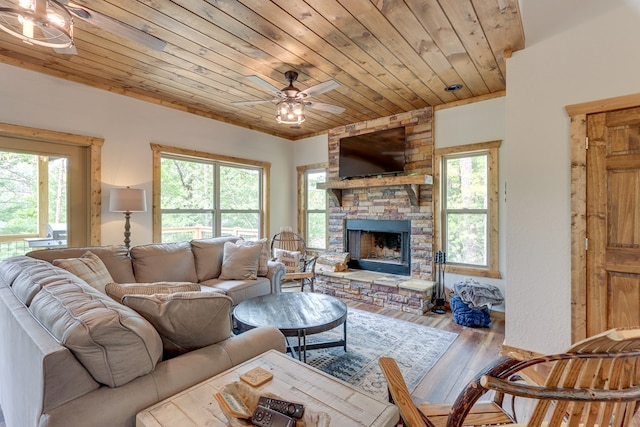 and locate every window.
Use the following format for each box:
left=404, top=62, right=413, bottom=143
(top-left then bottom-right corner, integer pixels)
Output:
left=297, top=163, right=327, bottom=250
left=435, top=140, right=501, bottom=278
left=0, top=126, right=100, bottom=260
left=152, top=144, right=268, bottom=242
